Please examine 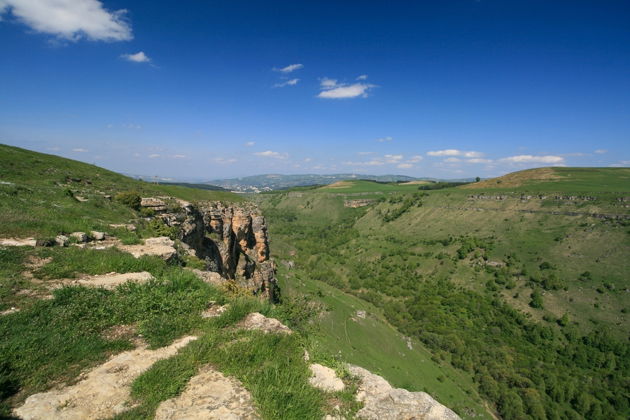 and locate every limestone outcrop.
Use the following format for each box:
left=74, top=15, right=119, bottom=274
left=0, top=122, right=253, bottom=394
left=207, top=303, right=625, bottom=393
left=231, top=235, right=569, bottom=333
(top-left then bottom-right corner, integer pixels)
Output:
left=348, top=365, right=461, bottom=420
left=140, top=199, right=278, bottom=300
